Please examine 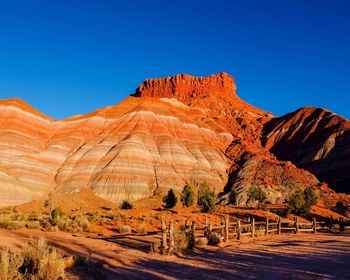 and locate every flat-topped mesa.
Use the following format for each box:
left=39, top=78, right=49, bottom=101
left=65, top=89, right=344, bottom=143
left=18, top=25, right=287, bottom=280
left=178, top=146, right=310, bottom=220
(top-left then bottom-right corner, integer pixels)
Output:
left=135, top=72, right=237, bottom=102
